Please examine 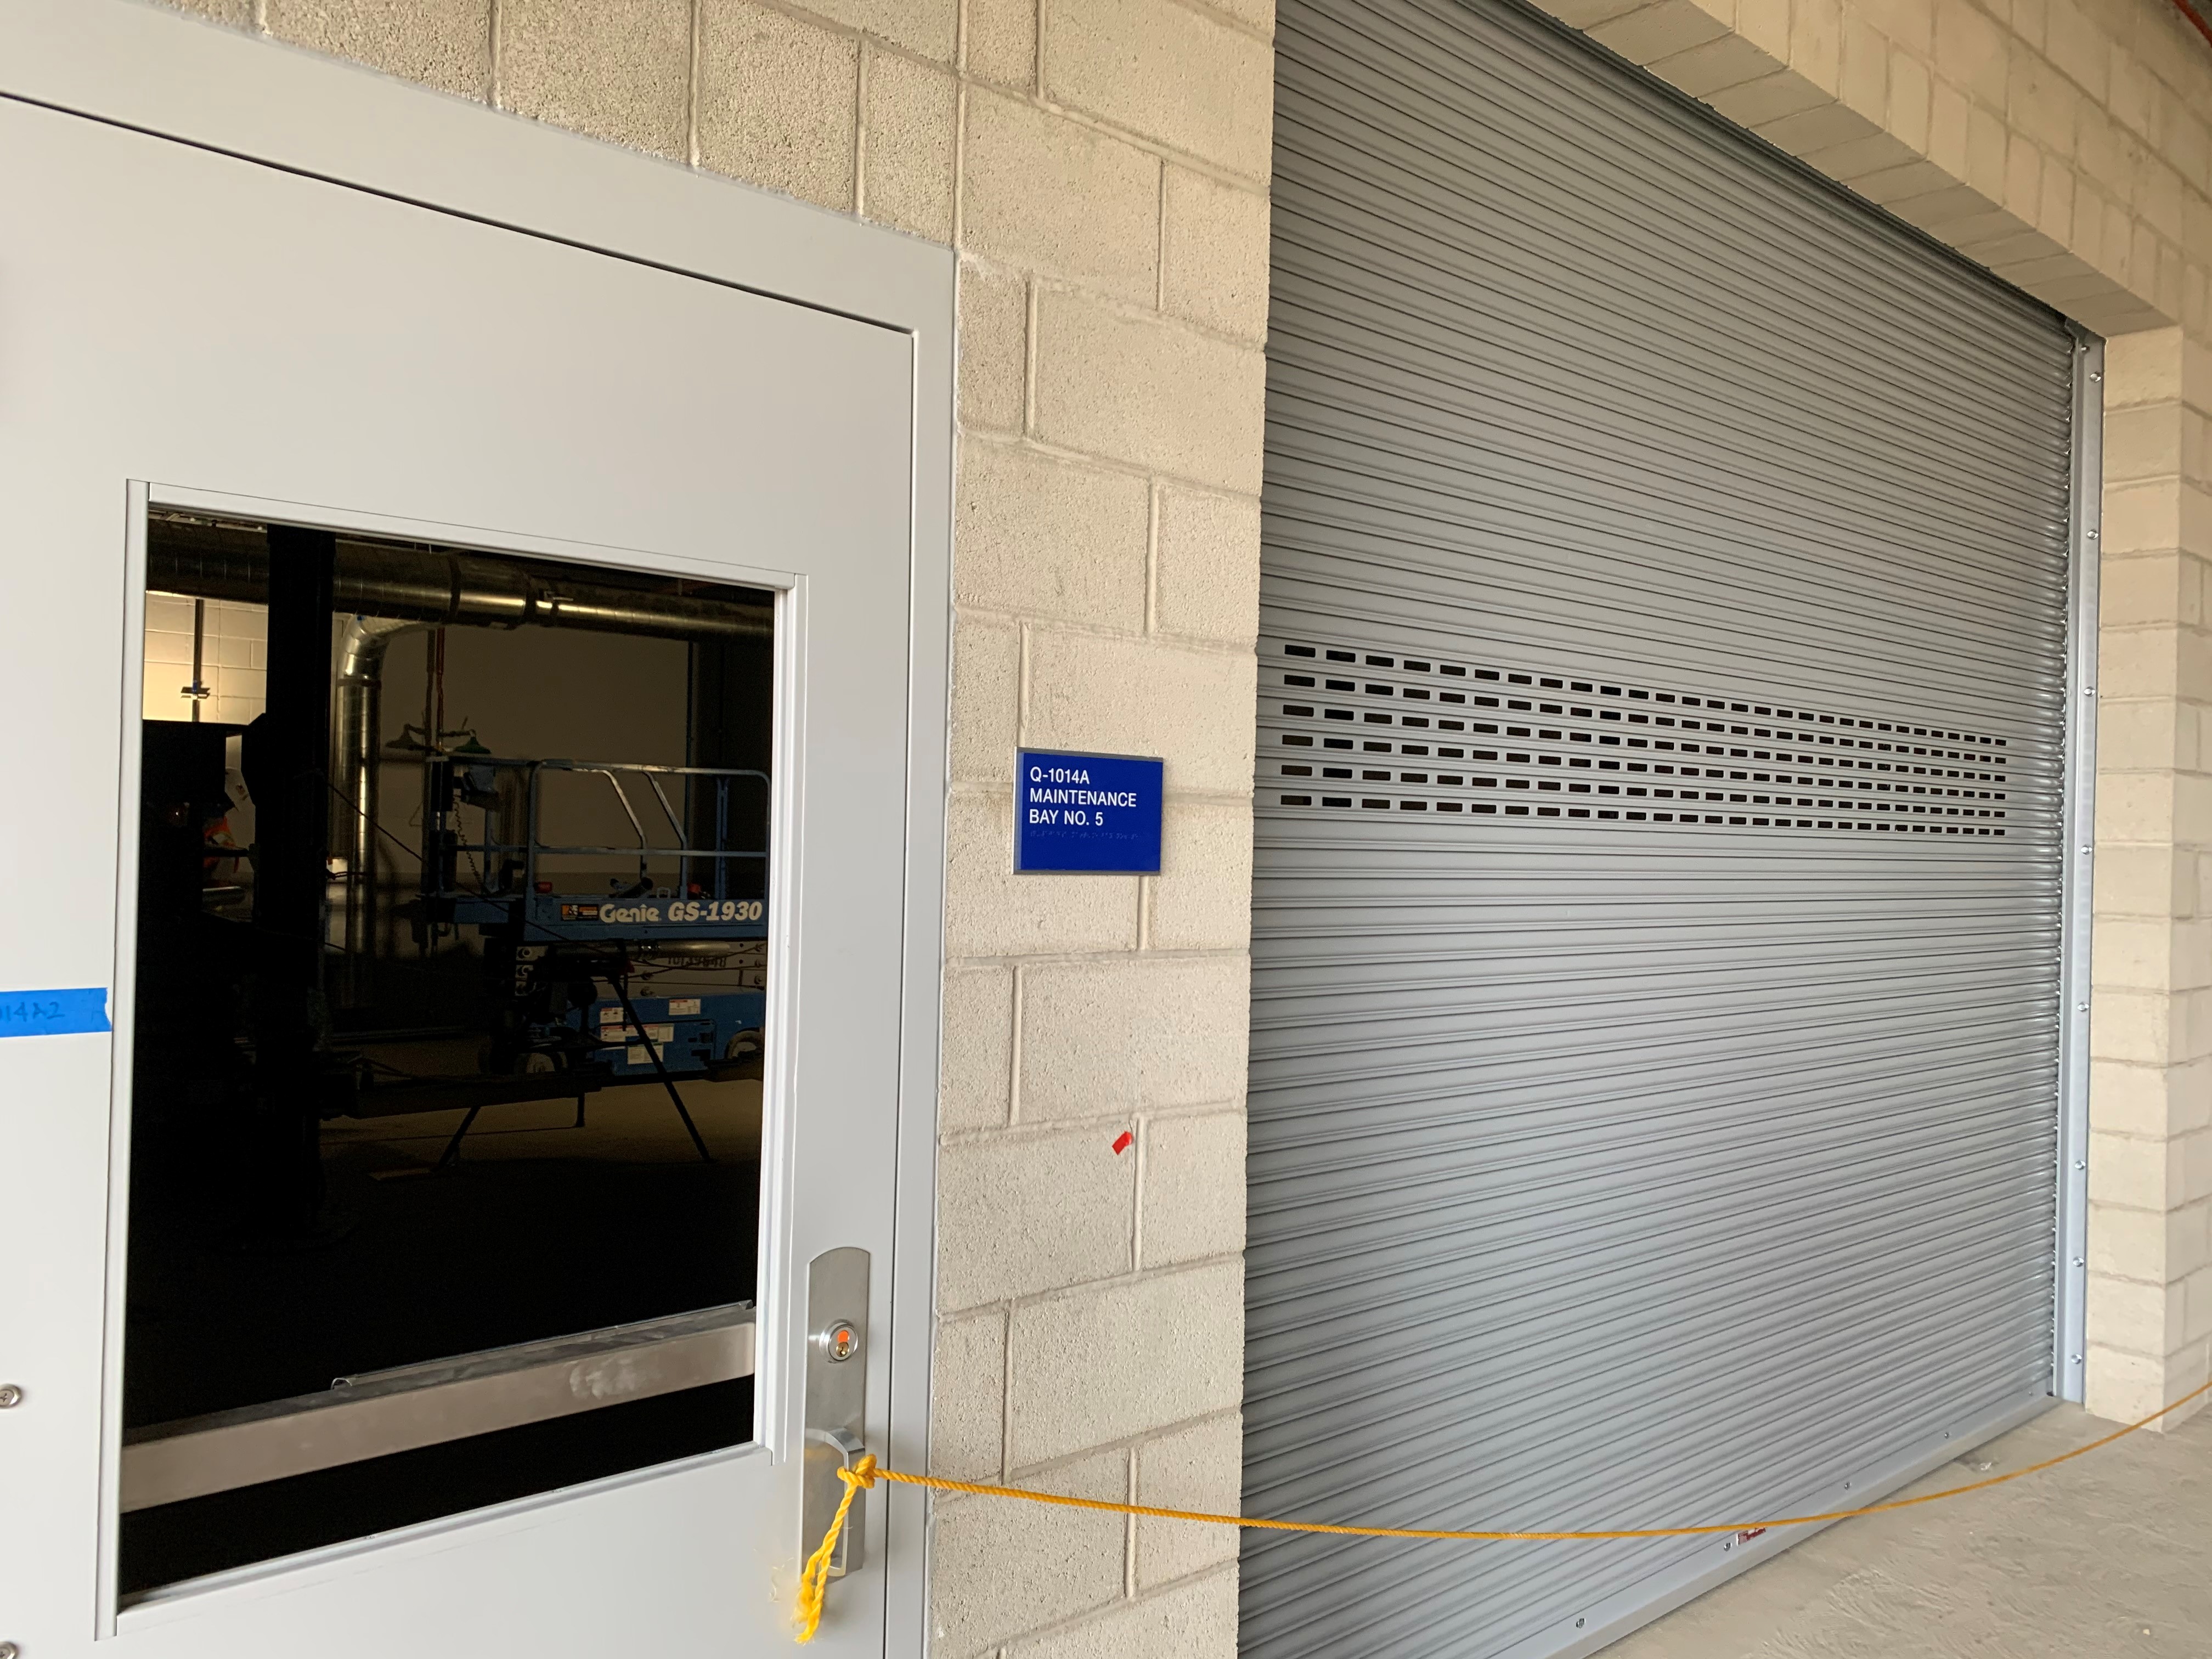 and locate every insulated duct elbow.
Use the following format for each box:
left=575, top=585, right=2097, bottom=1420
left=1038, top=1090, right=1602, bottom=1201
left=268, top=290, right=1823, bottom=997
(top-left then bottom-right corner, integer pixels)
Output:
left=332, top=615, right=419, bottom=1006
